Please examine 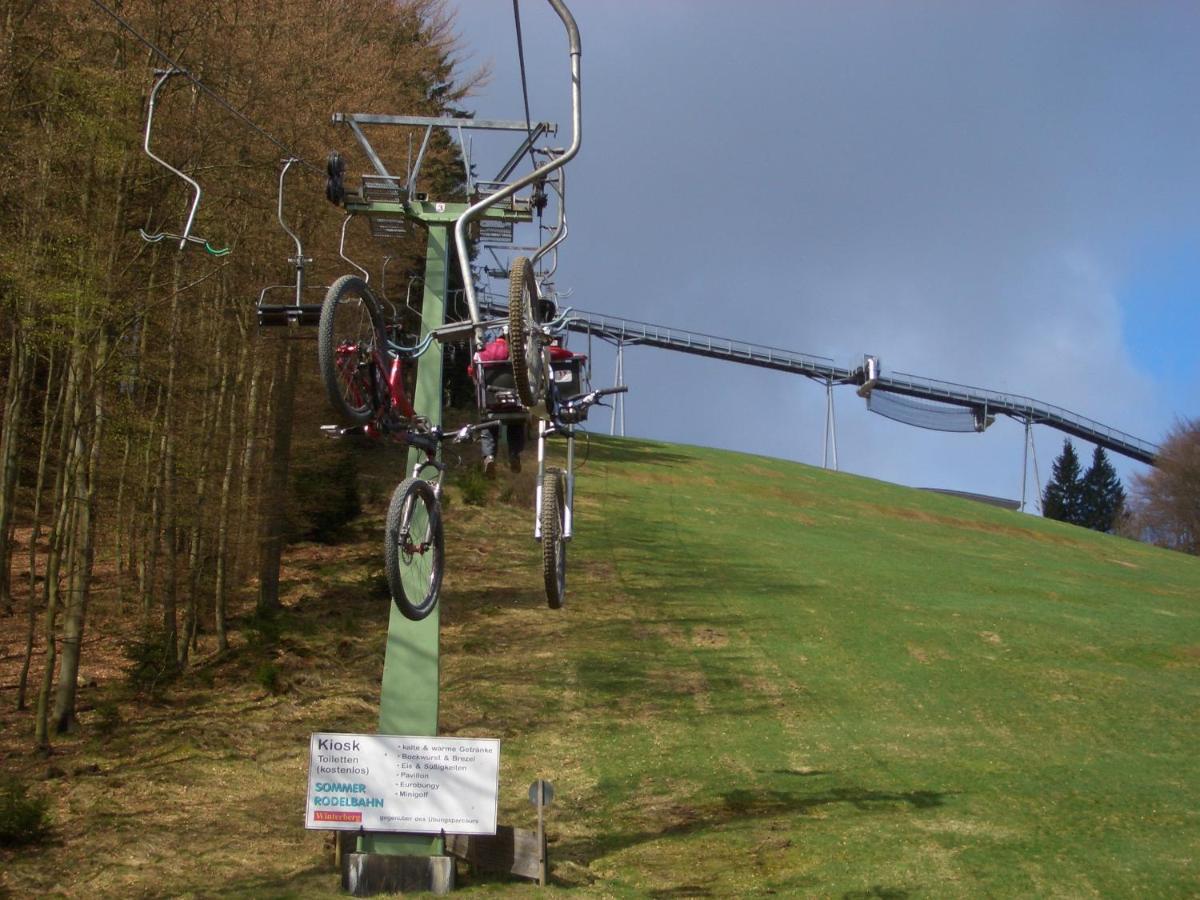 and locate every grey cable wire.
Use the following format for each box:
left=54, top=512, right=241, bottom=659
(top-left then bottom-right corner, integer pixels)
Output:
left=512, top=0, right=538, bottom=170
left=88, top=0, right=322, bottom=176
